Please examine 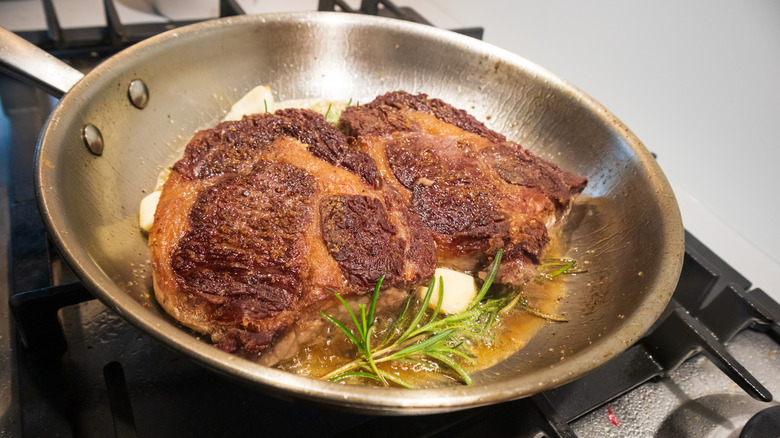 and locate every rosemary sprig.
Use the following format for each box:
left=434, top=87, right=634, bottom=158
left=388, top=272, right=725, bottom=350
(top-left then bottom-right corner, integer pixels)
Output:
left=320, top=250, right=578, bottom=387
left=500, top=292, right=568, bottom=322
left=320, top=276, right=386, bottom=384
left=538, top=258, right=586, bottom=279
left=320, top=251, right=504, bottom=387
